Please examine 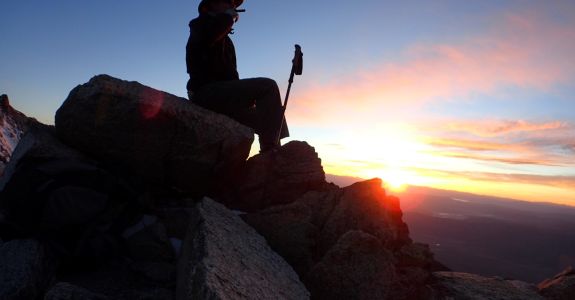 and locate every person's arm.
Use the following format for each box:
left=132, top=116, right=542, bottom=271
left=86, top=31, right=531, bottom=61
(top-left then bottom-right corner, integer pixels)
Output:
left=198, top=13, right=235, bottom=45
